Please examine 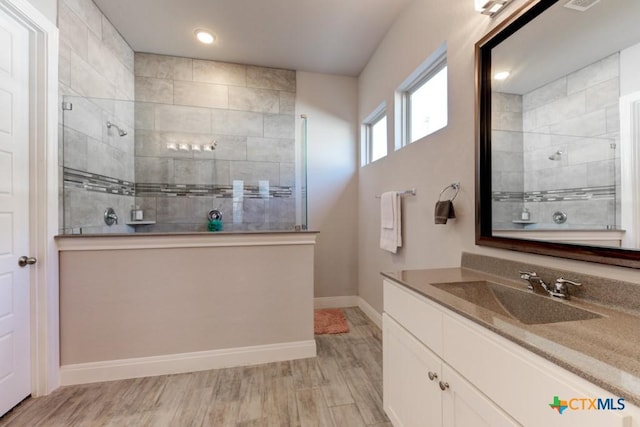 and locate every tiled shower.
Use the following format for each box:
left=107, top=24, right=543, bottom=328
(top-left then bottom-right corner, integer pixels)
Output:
left=491, top=54, right=620, bottom=231
left=61, top=54, right=306, bottom=234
